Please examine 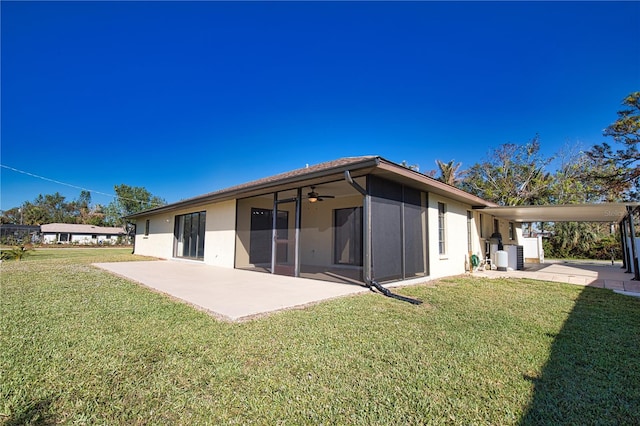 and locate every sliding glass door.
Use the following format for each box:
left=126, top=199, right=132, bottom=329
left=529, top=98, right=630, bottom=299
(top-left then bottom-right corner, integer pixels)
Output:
left=174, top=211, right=206, bottom=260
